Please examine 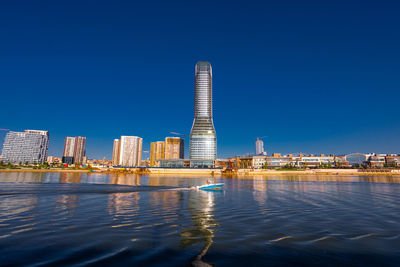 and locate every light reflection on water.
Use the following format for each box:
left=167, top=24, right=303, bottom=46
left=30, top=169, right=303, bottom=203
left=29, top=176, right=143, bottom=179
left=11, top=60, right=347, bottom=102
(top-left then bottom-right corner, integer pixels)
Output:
left=0, top=172, right=399, bottom=266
